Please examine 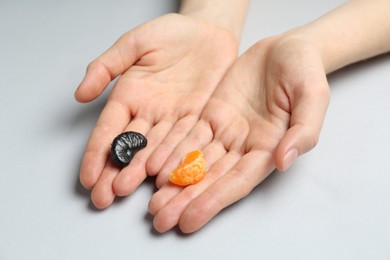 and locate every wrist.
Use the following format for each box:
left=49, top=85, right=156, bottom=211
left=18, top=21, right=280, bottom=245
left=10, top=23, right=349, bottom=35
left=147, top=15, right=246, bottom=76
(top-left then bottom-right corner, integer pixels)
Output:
left=179, top=0, right=249, bottom=42
left=280, top=27, right=333, bottom=73
left=282, top=23, right=360, bottom=74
